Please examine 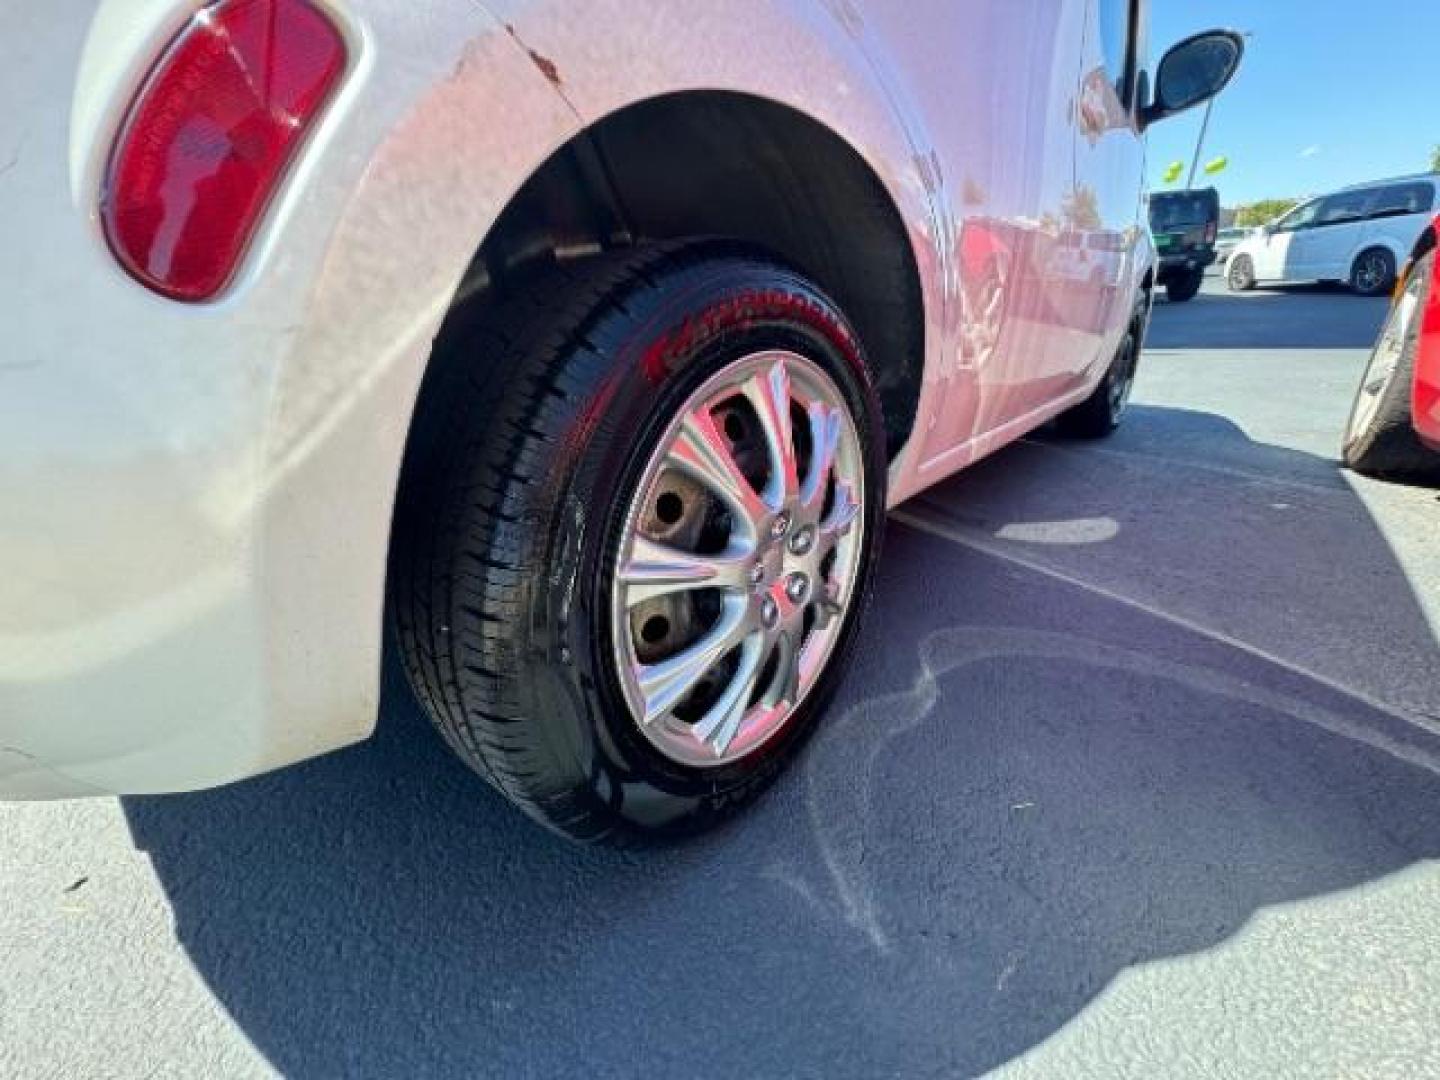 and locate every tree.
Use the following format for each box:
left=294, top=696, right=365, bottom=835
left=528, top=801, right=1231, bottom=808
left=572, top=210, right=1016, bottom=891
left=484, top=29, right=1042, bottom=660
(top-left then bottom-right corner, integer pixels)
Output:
left=1061, top=185, right=1101, bottom=230
left=1235, top=198, right=1299, bottom=228
left=1431, top=144, right=1440, bottom=173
